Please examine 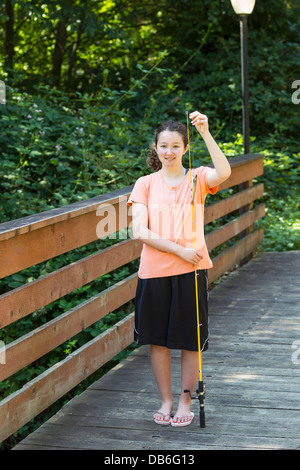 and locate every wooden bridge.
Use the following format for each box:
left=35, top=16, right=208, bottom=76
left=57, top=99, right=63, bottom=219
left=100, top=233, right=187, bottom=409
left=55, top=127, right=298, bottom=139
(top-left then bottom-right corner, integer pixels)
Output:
left=1, top=153, right=299, bottom=450
left=13, top=251, right=300, bottom=451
